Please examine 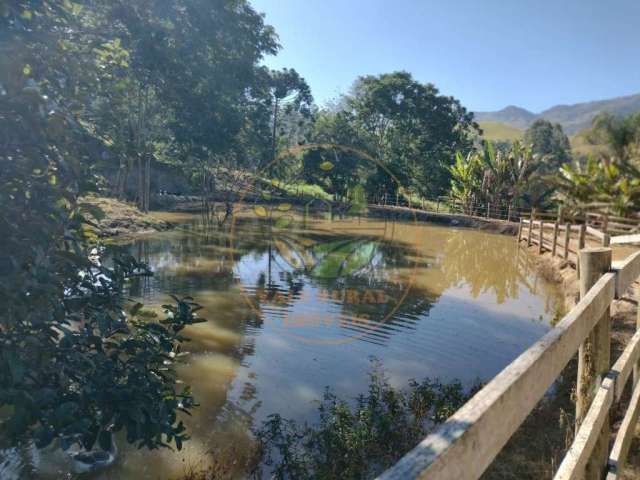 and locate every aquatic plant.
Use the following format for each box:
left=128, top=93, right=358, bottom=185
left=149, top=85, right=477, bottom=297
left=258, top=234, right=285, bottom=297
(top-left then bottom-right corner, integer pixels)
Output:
left=253, top=362, right=479, bottom=480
